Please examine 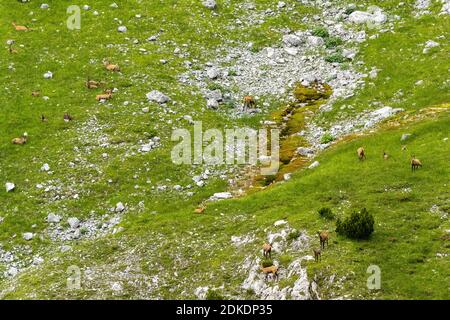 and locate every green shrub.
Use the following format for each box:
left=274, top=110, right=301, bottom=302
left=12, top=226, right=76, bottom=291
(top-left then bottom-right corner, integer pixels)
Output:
left=318, top=207, right=335, bottom=220
left=325, top=36, right=343, bottom=48
left=287, top=230, right=301, bottom=241
left=206, top=289, right=225, bottom=300
left=312, top=27, right=329, bottom=38
left=325, top=53, right=346, bottom=63
left=336, top=208, right=375, bottom=239
left=262, top=259, right=274, bottom=268
left=320, top=133, right=335, bottom=144
left=345, top=7, right=356, bottom=15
